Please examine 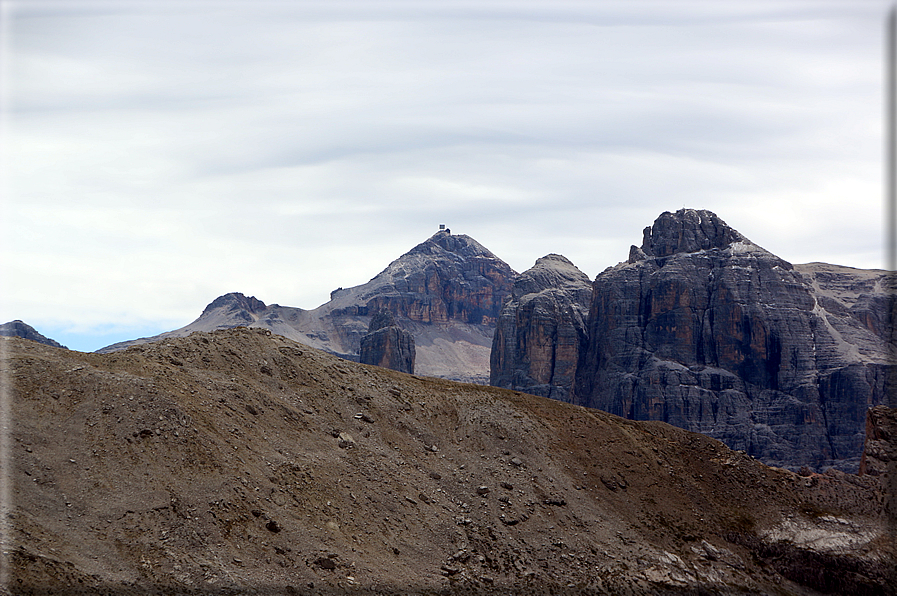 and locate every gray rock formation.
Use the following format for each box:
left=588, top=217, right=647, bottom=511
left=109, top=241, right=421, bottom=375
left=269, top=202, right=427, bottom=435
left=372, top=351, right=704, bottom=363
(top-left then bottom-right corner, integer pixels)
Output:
left=574, top=209, right=893, bottom=472
left=99, top=229, right=516, bottom=383
left=489, top=209, right=893, bottom=472
left=359, top=311, right=415, bottom=374
left=201, top=292, right=267, bottom=318
left=490, top=254, right=592, bottom=401
left=337, top=230, right=516, bottom=325
left=859, top=405, right=897, bottom=477
left=0, top=320, right=67, bottom=349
